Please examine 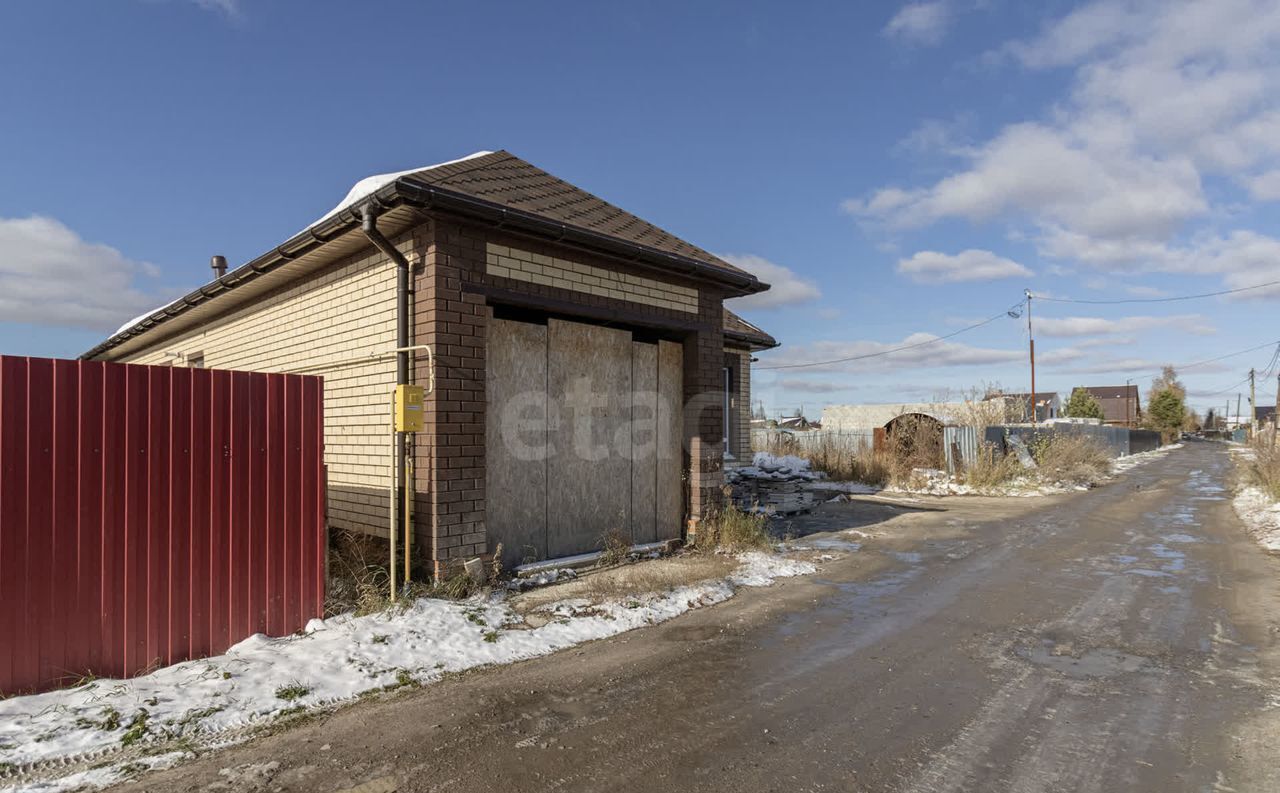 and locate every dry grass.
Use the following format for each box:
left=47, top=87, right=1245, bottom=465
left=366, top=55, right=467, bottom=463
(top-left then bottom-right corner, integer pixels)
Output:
left=757, top=432, right=893, bottom=486
left=695, top=504, right=773, bottom=551
left=328, top=530, right=485, bottom=613
left=1031, top=433, right=1112, bottom=486
left=580, top=555, right=737, bottom=601
left=596, top=528, right=634, bottom=568
left=326, top=530, right=394, bottom=616
left=1243, top=439, right=1280, bottom=500
left=960, top=442, right=1024, bottom=488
